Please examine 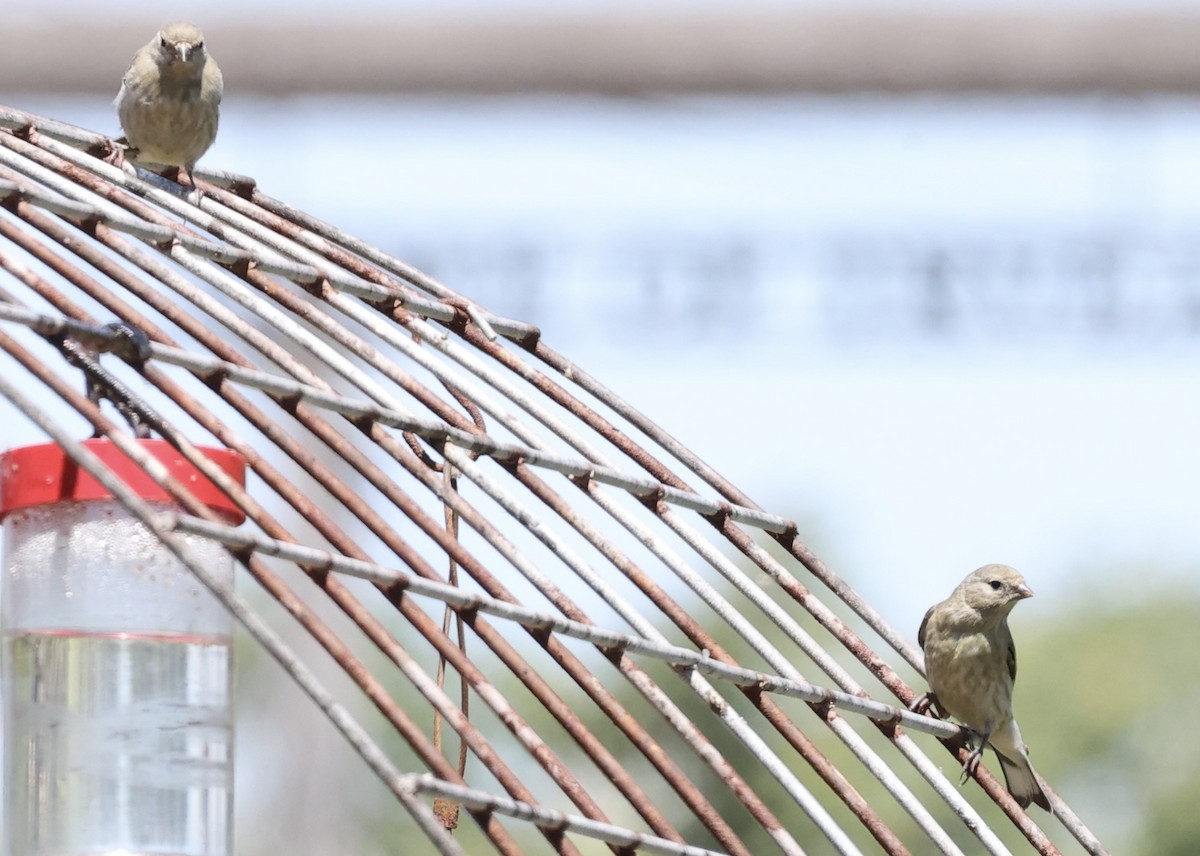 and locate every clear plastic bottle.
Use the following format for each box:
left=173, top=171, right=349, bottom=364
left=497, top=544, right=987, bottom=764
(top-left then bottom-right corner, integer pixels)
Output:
left=0, top=440, right=244, bottom=856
